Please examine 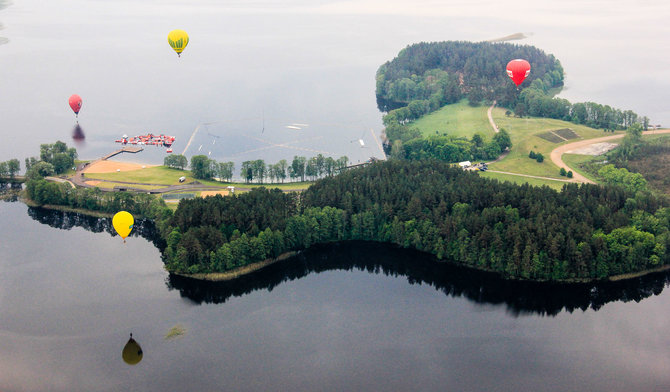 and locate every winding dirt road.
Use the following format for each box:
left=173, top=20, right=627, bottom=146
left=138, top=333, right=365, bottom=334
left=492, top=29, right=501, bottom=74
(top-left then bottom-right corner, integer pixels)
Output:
left=550, top=129, right=670, bottom=184
left=488, top=101, right=499, bottom=133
